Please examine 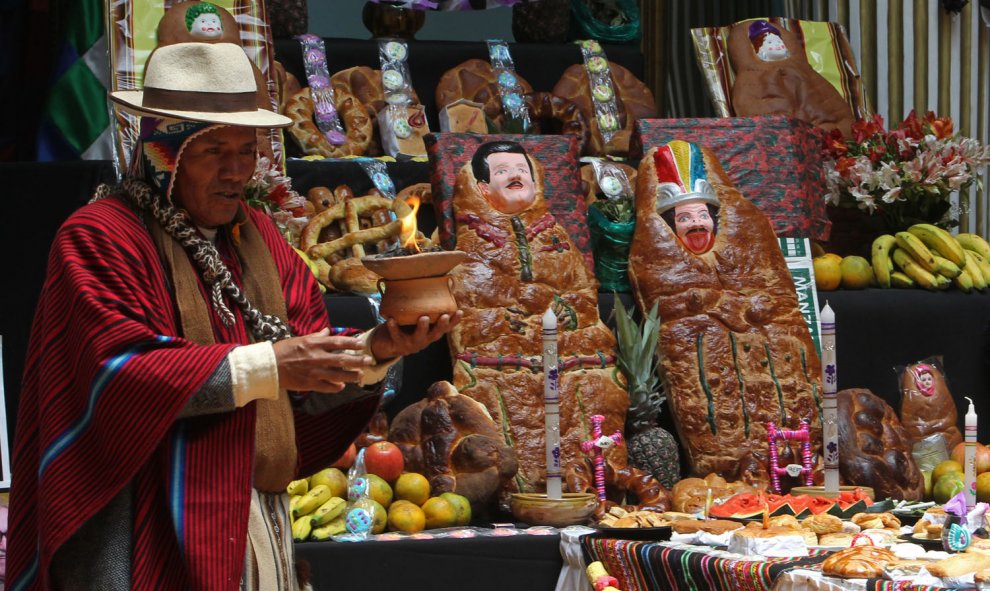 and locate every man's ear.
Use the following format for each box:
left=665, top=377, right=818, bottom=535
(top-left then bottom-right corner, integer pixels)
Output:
left=477, top=181, right=491, bottom=200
